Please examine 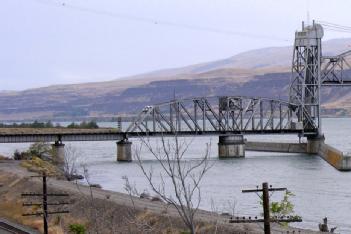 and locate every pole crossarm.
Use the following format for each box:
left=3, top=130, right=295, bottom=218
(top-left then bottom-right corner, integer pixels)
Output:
left=238, top=182, right=300, bottom=234
left=21, top=193, right=69, bottom=197
left=22, top=202, right=70, bottom=206
left=242, top=187, right=287, bottom=193
left=21, top=173, right=70, bottom=234
left=125, top=96, right=303, bottom=135
left=22, top=211, right=70, bottom=217
left=229, top=216, right=302, bottom=223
